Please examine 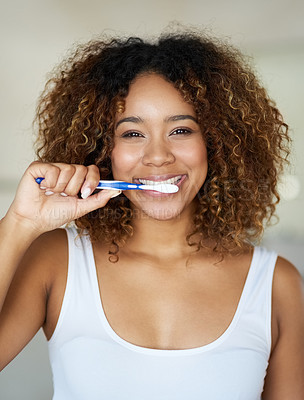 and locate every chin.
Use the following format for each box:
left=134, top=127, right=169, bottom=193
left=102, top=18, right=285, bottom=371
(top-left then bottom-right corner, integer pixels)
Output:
left=140, top=206, right=184, bottom=221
